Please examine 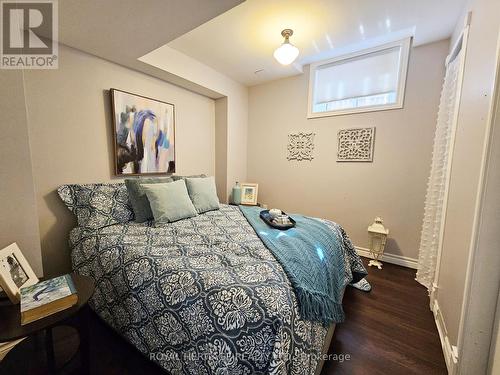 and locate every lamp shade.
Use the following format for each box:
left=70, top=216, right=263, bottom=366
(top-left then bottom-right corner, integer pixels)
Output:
left=274, top=42, right=299, bottom=65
